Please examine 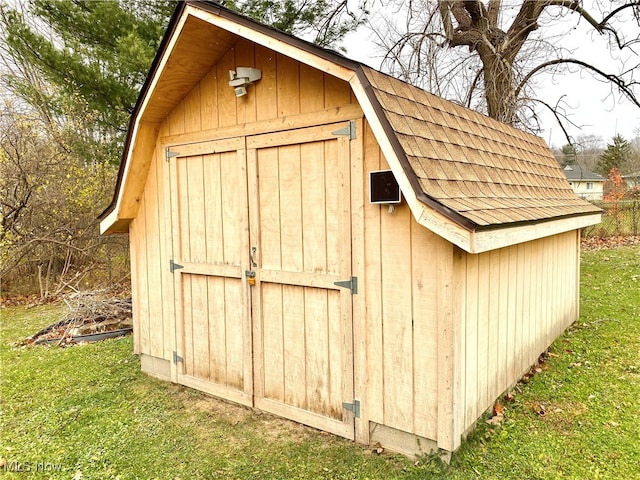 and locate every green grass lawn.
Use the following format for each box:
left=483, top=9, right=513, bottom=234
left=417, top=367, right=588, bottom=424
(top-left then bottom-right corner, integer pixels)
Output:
left=1, top=247, right=639, bottom=479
